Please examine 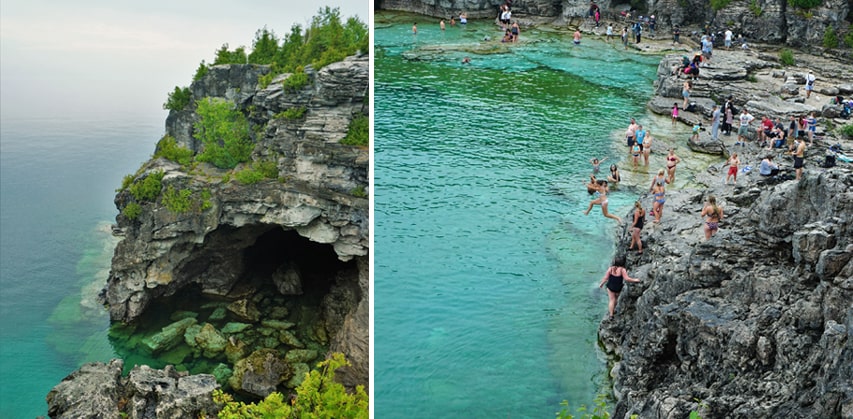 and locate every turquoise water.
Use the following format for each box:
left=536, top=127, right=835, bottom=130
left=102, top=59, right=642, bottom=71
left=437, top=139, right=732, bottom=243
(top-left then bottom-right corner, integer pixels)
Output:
left=0, top=113, right=162, bottom=417
left=374, top=15, right=661, bottom=417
